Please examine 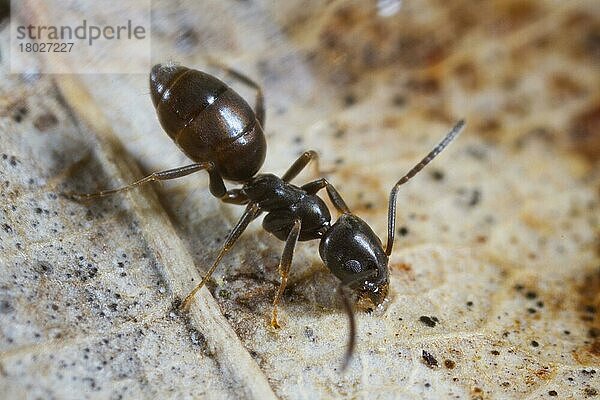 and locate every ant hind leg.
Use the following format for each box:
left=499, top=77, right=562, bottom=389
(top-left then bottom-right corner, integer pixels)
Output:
left=181, top=203, right=261, bottom=310
left=66, top=162, right=227, bottom=200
